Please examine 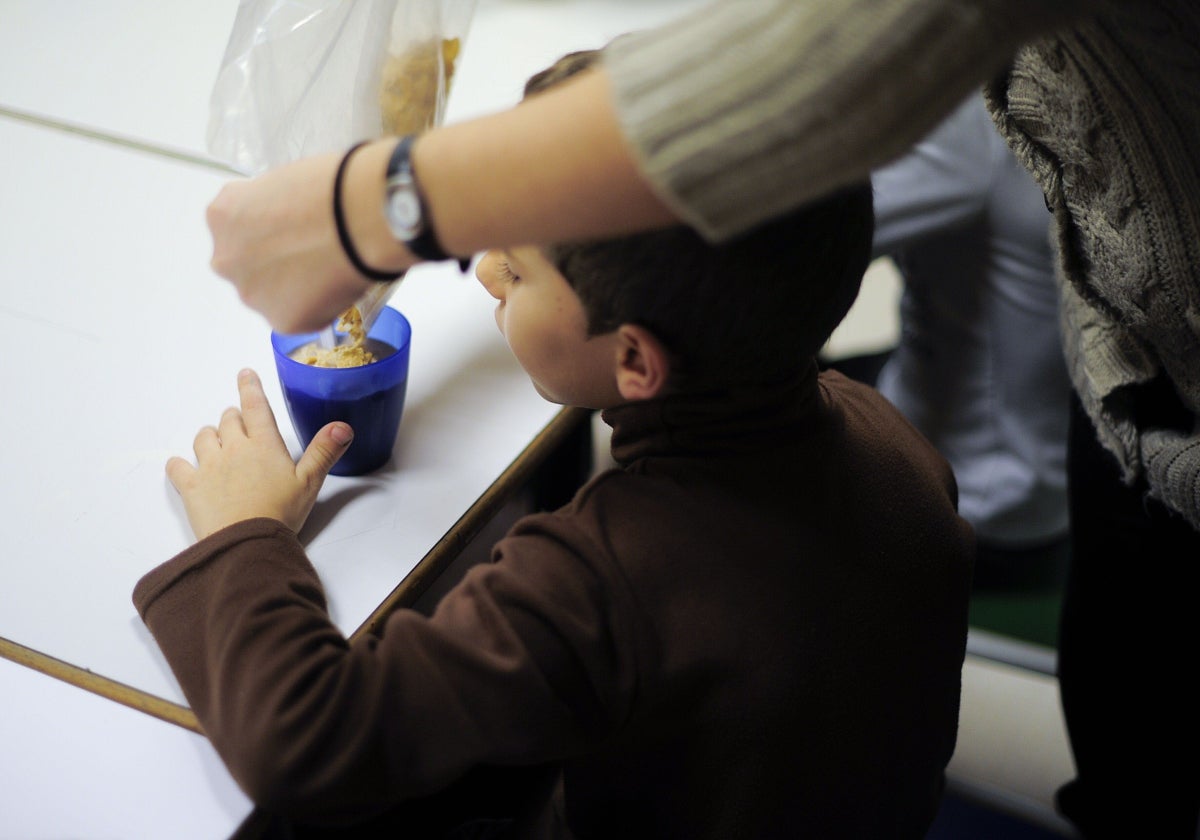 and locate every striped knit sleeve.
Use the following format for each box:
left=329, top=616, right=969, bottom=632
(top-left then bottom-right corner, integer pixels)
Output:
left=603, top=0, right=1089, bottom=242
